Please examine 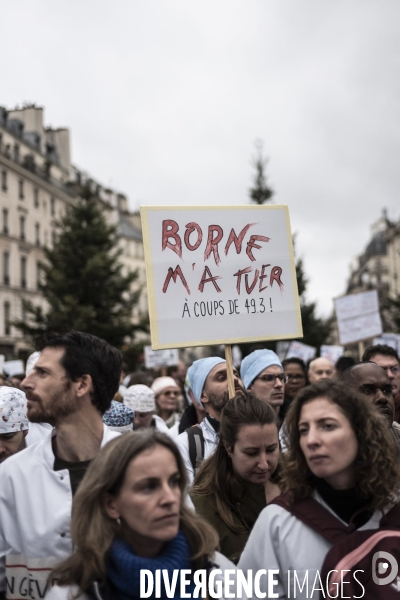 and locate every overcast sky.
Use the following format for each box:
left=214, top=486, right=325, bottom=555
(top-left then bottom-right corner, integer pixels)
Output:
left=2, top=0, right=400, bottom=317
